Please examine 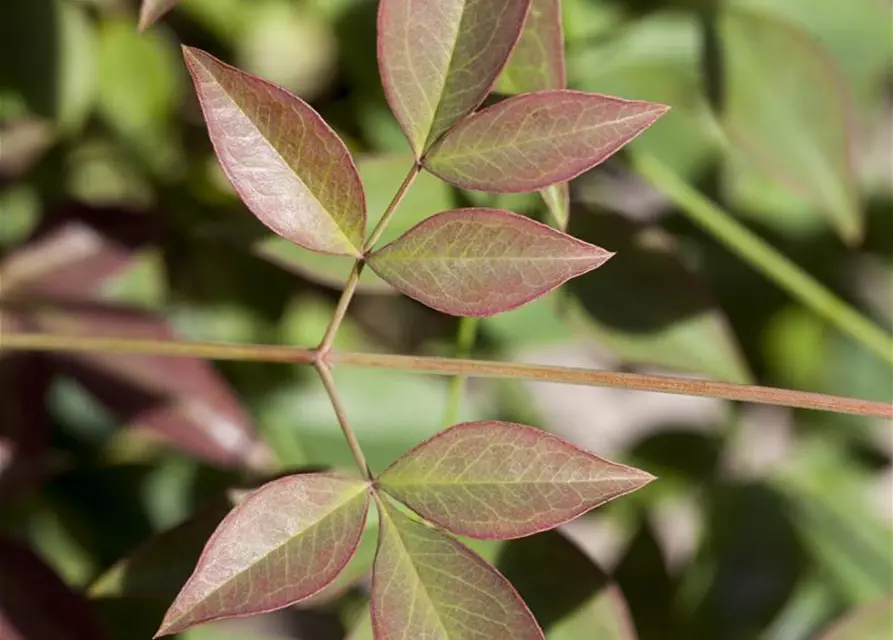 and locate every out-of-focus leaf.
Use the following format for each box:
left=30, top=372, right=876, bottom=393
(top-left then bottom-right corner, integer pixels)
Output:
left=424, top=91, right=668, bottom=193
left=183, top=47, right=366, bottom=256
left=774, top=439, right=893, bottom=605
left=379, top=421, right=654, bottom=539
left=0, top=538, right=107, bottom=640
left=498, top=530, right=637, bottom=639
left=89, top=497, right=233, bottom=602
left=0, top=0, right=96, bottom=134
left=497, top=0, right=566, bottom=94
left=720, top=8, right=861, bottom=243
left=0, top=118, right=53, bottom=178
left=0, top=355, right=53, bottom=500
left=570, top=12, right=719, bottom=180
left=542, top=183, right=571, bottom=229
left=158, top=473, right=370, bottom=636
left=139, top=0, right=181, bottom=31
left=255, top=154, right=454, bottom=292
left=28, top=304, right=271, bottom=469
left=377, top=0, right=532, bottom=156
left=819, top=596, right=893, bottom=640
left=371, top=498, right=544, bottom=639
left=346, top=606, right=374, bottom=640
left=0, top=221, right=134, bottom=298
left=565, top=208, right=752, bottom=383
left=368, top=208, right=613, bottom=317
left=96, top=16, right=183, bottom=177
